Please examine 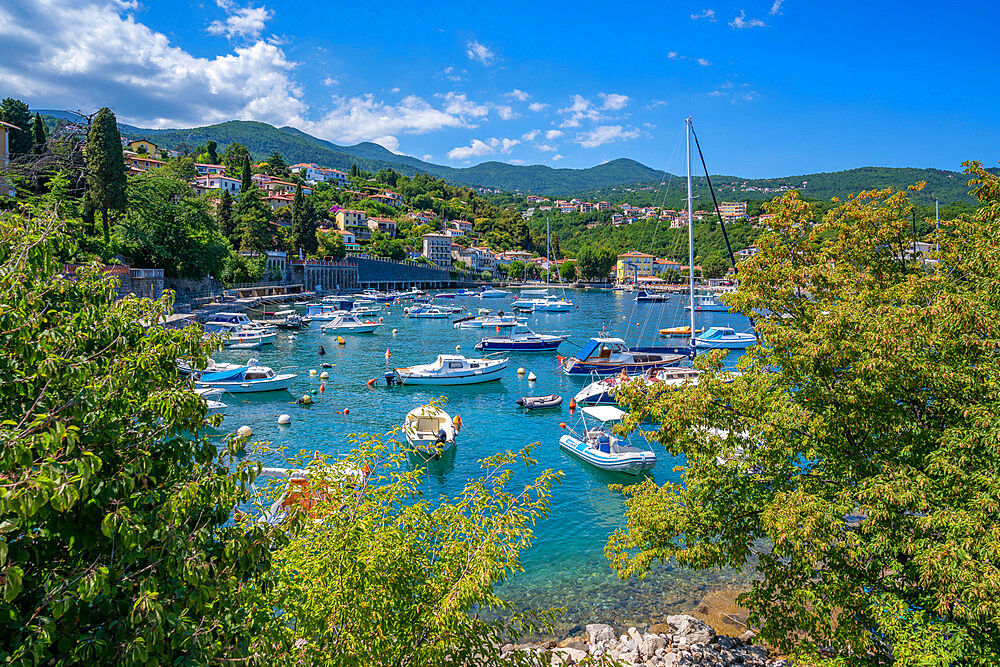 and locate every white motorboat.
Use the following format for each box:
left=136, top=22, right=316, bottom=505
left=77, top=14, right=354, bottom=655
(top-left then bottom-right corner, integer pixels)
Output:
left=685, top=294, right=730, bottom=312
left=478, top=288, right=509, bottom=298
left=574, top=366, right=701, bottom=406
left=320, top=311, right=381, bottom=334
left=512, top=292, right=573, bottom=312
left=402, top=404, right=459, bottom=455
left=558, top=405, right=656, bottom=475
left=194, top=386, right=228, bottom=412
left=475, top=323, right=568, bottom=352
left=560, top=337, right=685, bottom=375
left=453, top=314, right=524, bottom=329
left=195, top=364, right=297, bottom=393
left=694, top=326, right=757, bottom=349
left=404, top=305, right=451, bottom=319
left=203, top=322, right=277, bottom=347
left=389, top=355, right=508, bottom=385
